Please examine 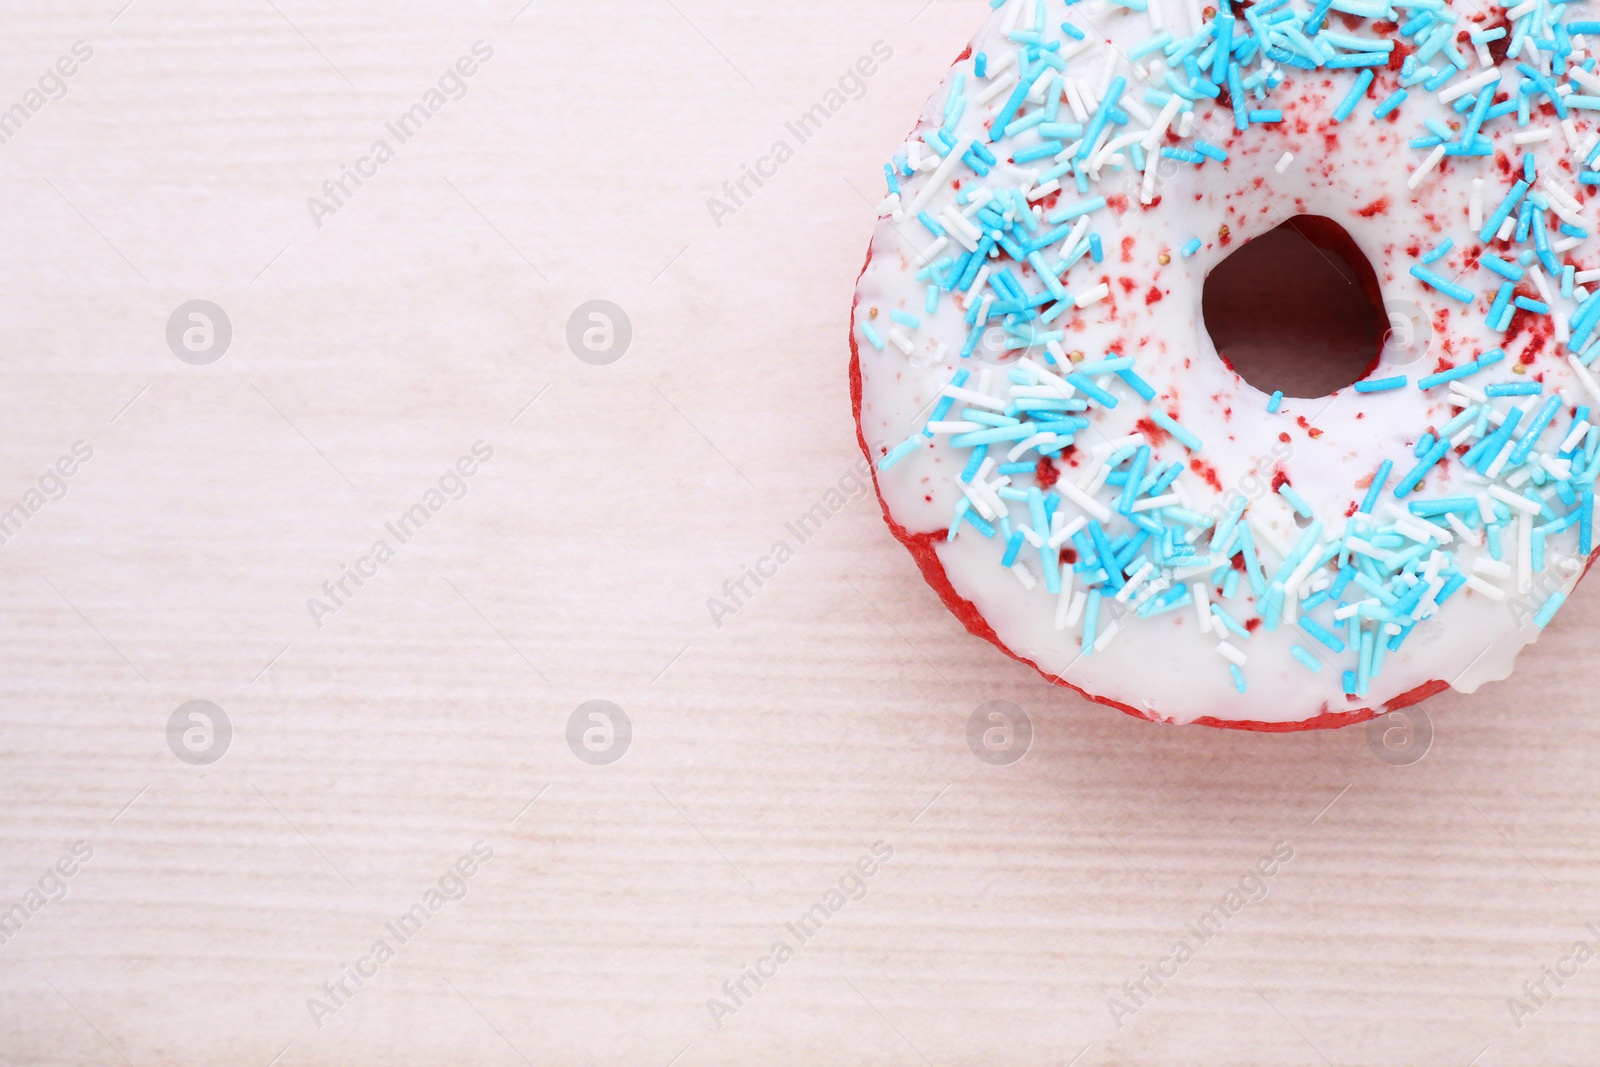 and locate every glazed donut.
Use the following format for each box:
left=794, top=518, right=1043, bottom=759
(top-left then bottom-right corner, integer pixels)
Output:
left=853, top=0, right=1600, bottom=729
